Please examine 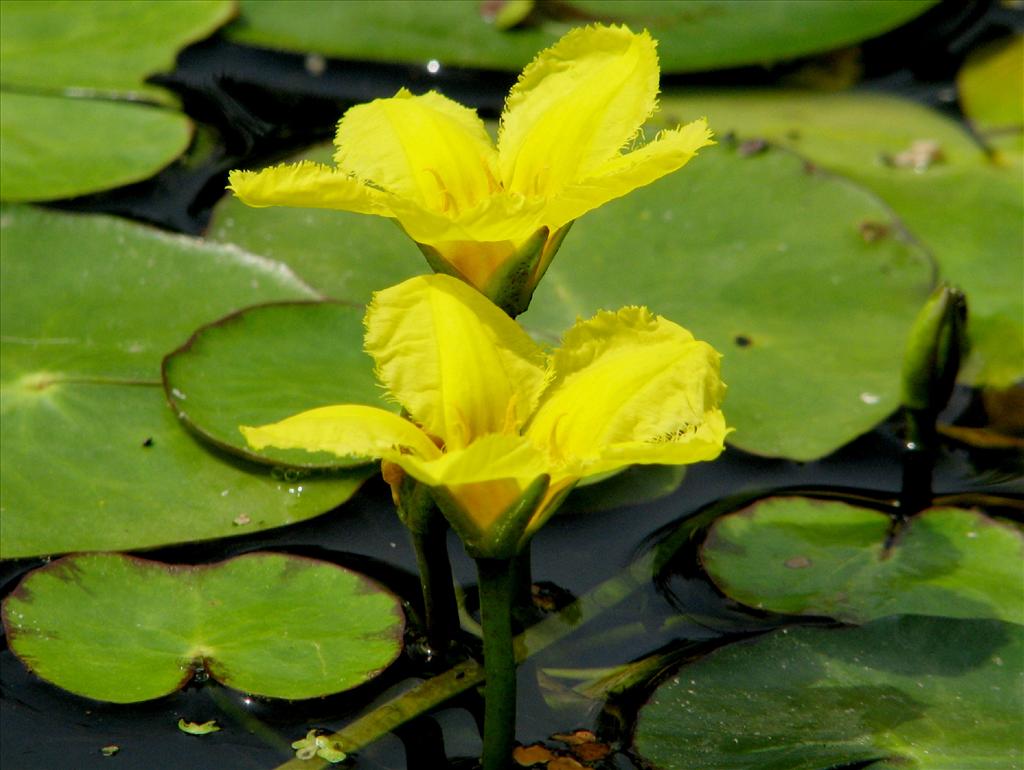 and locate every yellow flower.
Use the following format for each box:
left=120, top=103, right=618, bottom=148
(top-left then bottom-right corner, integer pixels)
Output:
left=241, top=275, right=727, bottom=557
left=228, top=24, right=713, bottom=316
